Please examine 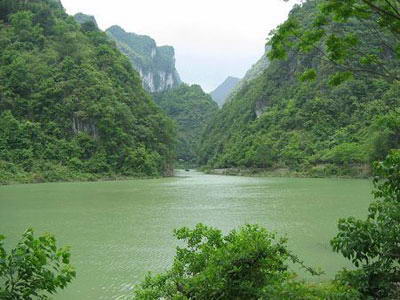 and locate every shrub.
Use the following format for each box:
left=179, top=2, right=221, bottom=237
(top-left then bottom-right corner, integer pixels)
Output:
left=0, top=228, right=75, bottom=299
